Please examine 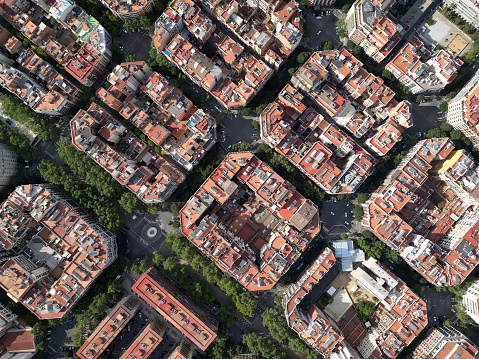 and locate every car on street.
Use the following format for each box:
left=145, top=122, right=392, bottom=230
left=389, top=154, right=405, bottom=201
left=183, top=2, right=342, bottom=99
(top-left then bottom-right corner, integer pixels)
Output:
left=330, top=212, right=335, bottom=216
left=433, top=316, right=437, bottom=321
left=317, top=30, right=321, bottom=35
left=345, top=221, right=349, bottom=226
